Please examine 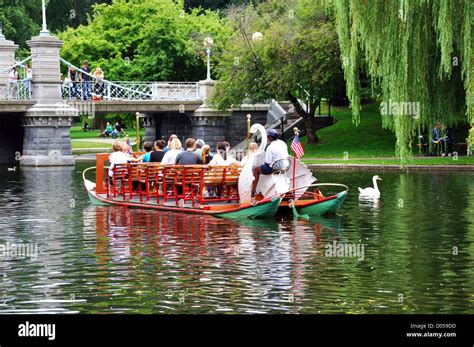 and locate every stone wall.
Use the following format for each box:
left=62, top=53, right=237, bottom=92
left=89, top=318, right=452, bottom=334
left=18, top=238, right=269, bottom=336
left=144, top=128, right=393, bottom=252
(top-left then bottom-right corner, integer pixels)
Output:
left=147, top=110, right=269, bottom=148
left=156, top=112, right=193, bottom=143
left=225, top=111, right=268, bottom=147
